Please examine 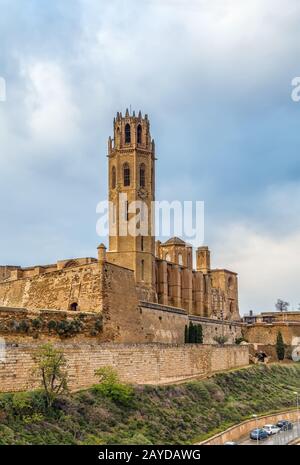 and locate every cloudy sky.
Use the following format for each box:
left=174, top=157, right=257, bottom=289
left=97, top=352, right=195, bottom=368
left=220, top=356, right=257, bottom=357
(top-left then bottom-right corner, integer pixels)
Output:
left=1, top=0, right=300, bottom=314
